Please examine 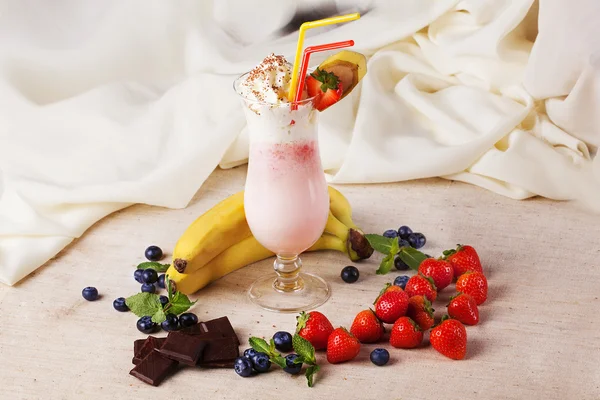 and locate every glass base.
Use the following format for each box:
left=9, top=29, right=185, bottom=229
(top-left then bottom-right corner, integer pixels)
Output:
left=248, top=272, right=331, bottom=313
